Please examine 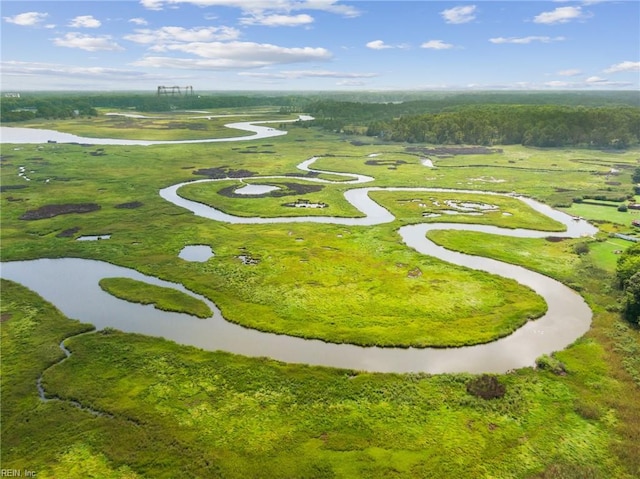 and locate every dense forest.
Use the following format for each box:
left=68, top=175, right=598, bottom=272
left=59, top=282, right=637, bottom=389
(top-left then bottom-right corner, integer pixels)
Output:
left=2, top=91, right=639, bottom=148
